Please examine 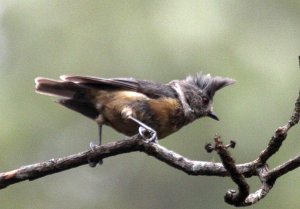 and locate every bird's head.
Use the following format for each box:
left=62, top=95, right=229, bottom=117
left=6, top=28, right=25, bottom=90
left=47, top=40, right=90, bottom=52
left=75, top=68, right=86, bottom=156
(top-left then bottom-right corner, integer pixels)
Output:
left=182, top=73, right=235, bottom=121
